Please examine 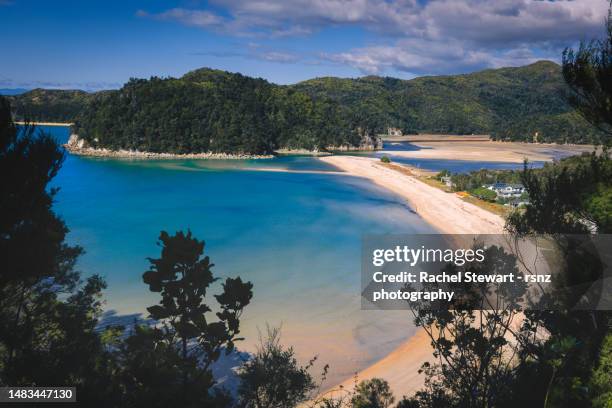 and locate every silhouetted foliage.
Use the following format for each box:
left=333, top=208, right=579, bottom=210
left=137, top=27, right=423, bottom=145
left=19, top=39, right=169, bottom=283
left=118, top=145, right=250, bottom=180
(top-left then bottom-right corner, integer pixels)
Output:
left=114, top=323, right=232, bottom=408
left=563, top=2, right=612, bottom=140
left=350, top=378, right=395, bottom=408
left=406, top=245, right=527, bottom=408
left=237, top=326, right=319, bottom=408
left=504, top=153, right=611, bottom=407
left=507, top=152, right=611, bottom=235
left=0, top=96, right=119, bottom=405
left=140, top=230, right=253, bottom=405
